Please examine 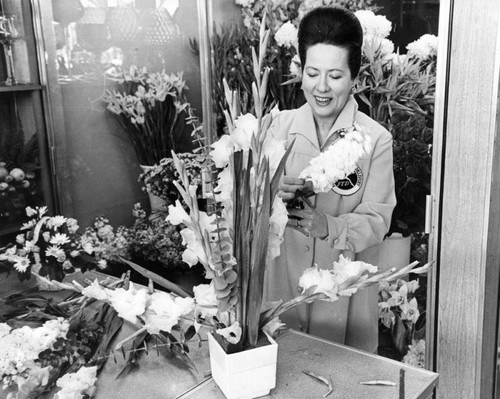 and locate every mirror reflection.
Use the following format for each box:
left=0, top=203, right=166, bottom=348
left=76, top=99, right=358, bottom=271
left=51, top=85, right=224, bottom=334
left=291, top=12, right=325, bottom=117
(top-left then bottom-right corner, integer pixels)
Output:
left=0, top=1, right=440, bottom=397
